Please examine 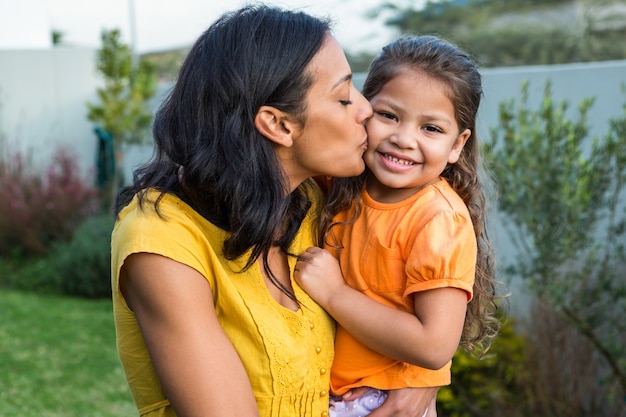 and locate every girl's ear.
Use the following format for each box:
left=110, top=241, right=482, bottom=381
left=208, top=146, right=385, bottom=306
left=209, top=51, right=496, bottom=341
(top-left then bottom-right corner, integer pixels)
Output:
left=448, top=128, right=471, bottom=164
left=254, top=106, right=298, bottom=147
